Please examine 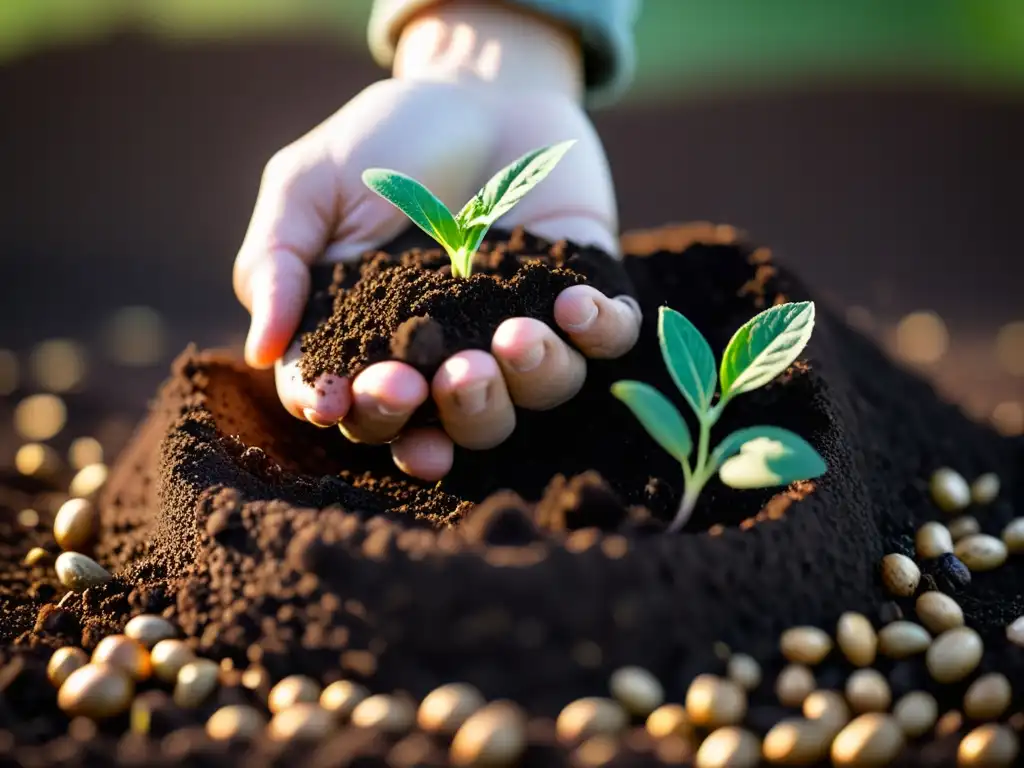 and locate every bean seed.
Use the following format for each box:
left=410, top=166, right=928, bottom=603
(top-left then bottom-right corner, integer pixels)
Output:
left=686, top=675, right=747, bottom=729
left=878, top=621, right=932, bottom=659
left=926, top=626, right=983, bottom=684
left=836, top=612, right=877, bottom=667
left=53, top=498, right=97, bottom=552
left=892, top=691, right=937, bottom=738
left=695, top=727, right=760, bottom=768
left=1001, top=518, right=1024, bottom=553
left=963, top=672, right=1011, bottom=721
left=948, top=516, right=981, bottom=542
left=646, top=704, right=693, bottom=740
left=970, top=473, right=1000, bottom=505
left=609, top=666, right=664, bottom=716
left=930, top=468, right=971, bottom=513
left=47, top=646, right=88, bottom=688
left=268, top=702, right=333, bottom=741
left=726, top=654, right=762, bottom=691
left=350, top=693, right=415, bottom=734
left=173, top=658, right=219, bottom=708
left=776, top=665, right=815, bottom=708
left=320, top=679, right=369, bottom=719
left=556, top=697, right=627, bottom=742
left=57, top=663, right=134, bottom=720
left=1007, top=616, right=1024, bottom=648
left=69, top=463, right=108, bottom=498
left=881, top=553, right=920, bottom=597
left=92, top=635, right=151, bottom=681
left=123, top=615, right=176, bottom=649
left=450, top=701, right=526, bottom=767
left=23, top=547, right=50, bottom=567
left=831, top=713, right=905, bottom=766
left=780, top=626, right=833, bottom=666
left=206, top=704, right=266, bottom=740
left=418, top=682, right=486, bottom=734
left=915, top=521, right=953, bottom=559
left=55, top=552, right=111, bottom=592
left=762, top=717, right=832, bottom=764
left=954, top=534, right=1008, bottom=571
left=915, top=591, right=964, bottom=634
left=150, top=639, right=195, bottom=684
left=268, top=675, right=321, bottom=714
left=958, top=724, right=1019, bottom=767
left=802, top=690, right=850, bottom=735
left=845, top=669, right=891, bottom=713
